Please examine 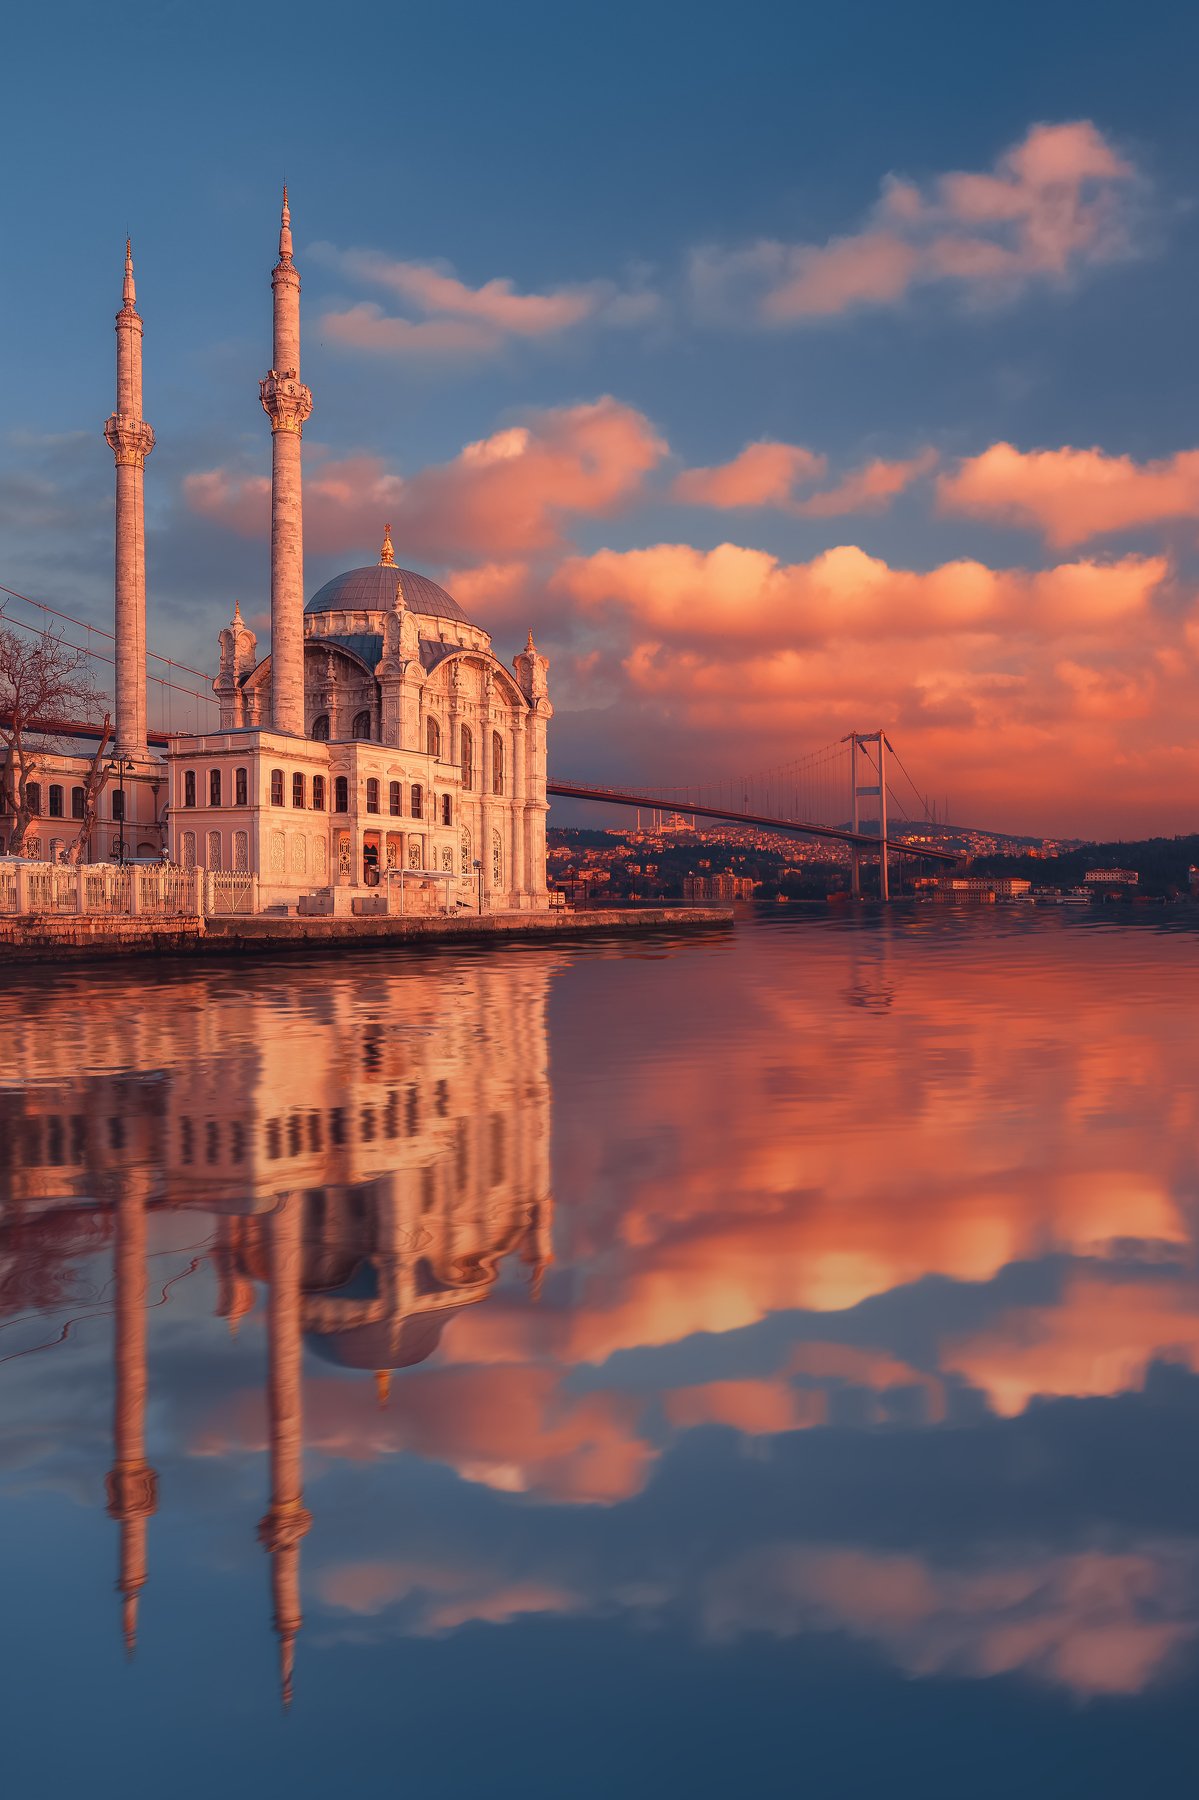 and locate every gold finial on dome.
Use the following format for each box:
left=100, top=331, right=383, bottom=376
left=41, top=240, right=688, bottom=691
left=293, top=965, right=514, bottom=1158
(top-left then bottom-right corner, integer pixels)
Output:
left=379, top=523, right=396, bottom=568
left=375, top=1369, right=392, bottom=1408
